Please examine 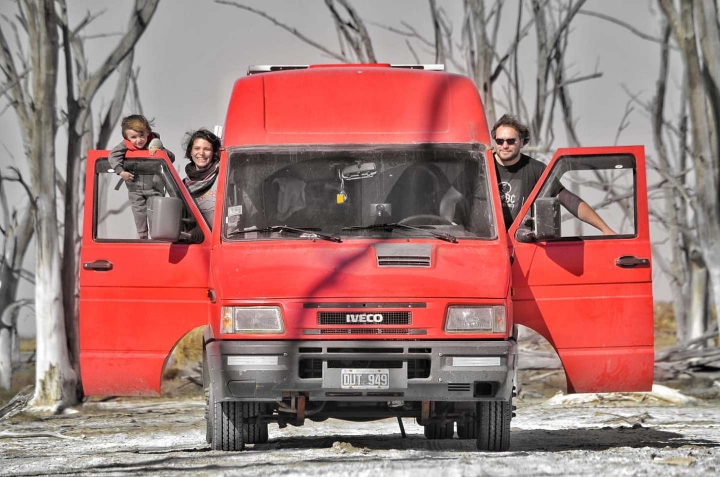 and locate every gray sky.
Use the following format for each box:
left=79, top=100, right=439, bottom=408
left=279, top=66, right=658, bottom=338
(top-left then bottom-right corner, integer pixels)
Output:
left=1, top=1, right=669, bottom=165
left=0, top=0, right=674, bottom=335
